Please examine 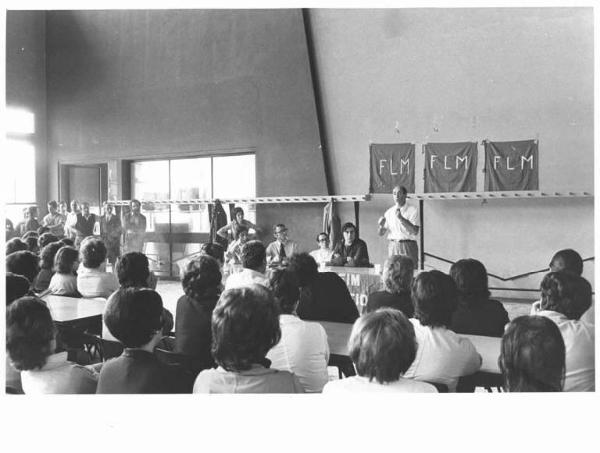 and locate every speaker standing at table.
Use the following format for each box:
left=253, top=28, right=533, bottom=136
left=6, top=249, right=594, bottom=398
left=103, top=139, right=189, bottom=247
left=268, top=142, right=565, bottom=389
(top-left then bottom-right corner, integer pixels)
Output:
left=377, top=185, right=420, bottom=267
